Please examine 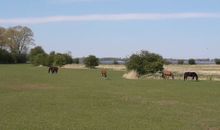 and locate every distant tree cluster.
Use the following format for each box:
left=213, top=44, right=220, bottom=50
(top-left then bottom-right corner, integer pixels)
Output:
left=29, top=46, right=73, bottom=67
left=0, top=26, right=34, bottom=63
left=188, top=59, right=196, bottom=65
left=215, top=59, right=220, bottom=65
left=178, top=60, right=184, bottom=65
left=126, top=50, right=164, bottom=75
left=83, top=55, right=99, bottom=68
